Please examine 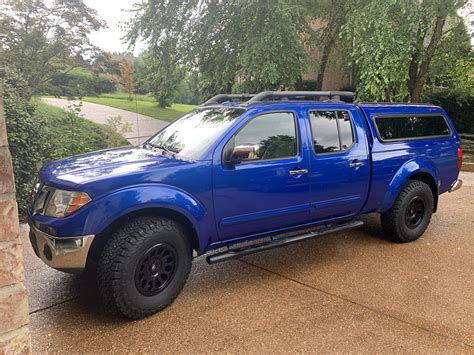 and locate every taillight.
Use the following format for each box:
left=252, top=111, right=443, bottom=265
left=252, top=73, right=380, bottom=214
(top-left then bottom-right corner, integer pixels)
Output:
left=457, top=147, right=463, bottom=172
